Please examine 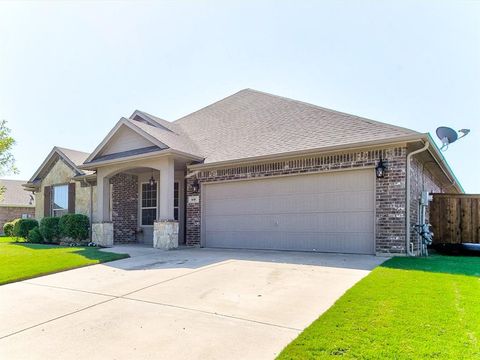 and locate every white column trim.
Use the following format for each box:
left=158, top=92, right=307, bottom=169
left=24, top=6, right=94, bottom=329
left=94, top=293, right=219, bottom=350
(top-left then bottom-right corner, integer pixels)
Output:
left=159, top=157, right=175, bottom=221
